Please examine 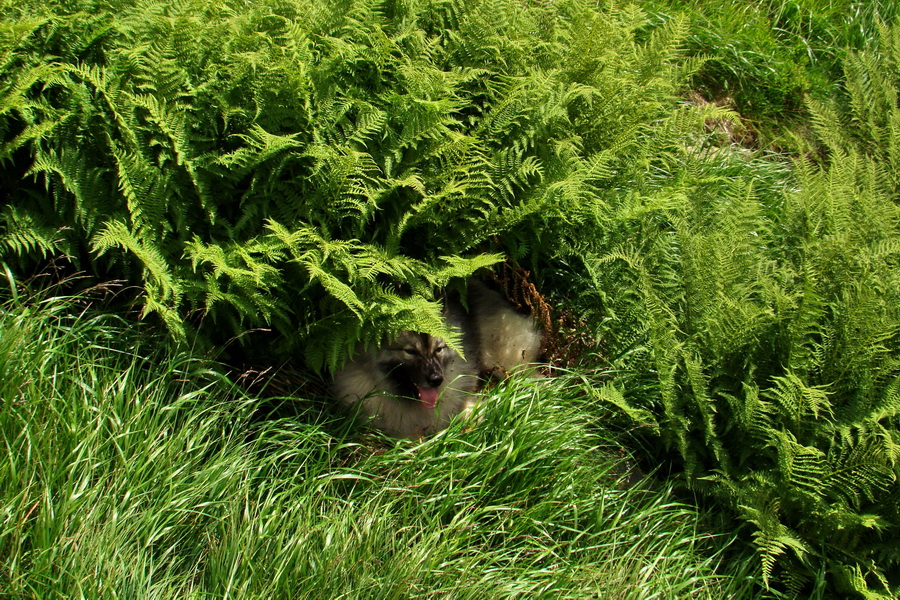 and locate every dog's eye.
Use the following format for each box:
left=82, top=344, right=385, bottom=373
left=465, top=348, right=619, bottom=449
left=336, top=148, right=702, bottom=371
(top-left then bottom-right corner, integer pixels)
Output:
left=435, top=345, right=446, bottom=354
left=402, top=348, right=417, bottom=356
